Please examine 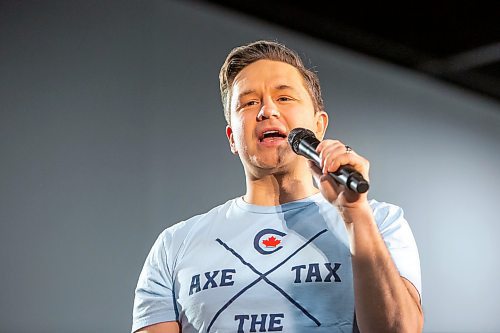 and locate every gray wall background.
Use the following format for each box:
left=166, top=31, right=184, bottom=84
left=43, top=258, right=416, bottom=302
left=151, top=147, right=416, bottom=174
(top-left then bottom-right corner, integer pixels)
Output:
left=1, top=1, right=499, bottom=332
